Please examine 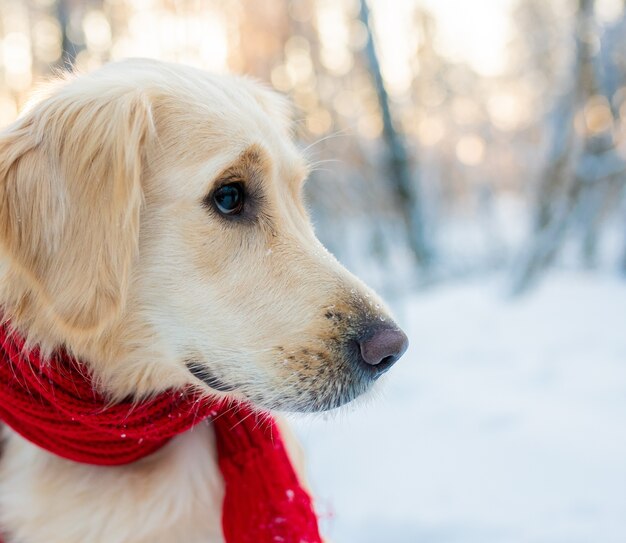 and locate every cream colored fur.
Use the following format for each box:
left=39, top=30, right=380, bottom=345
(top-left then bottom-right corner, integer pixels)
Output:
left=0, top=59, right=398, bottom=542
